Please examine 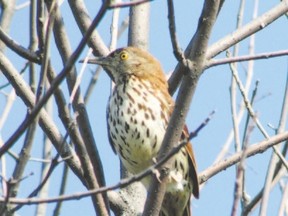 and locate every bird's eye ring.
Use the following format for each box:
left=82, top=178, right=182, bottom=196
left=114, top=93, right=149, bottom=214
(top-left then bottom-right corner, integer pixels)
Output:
left=120, top=51, right=129, bottom=60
